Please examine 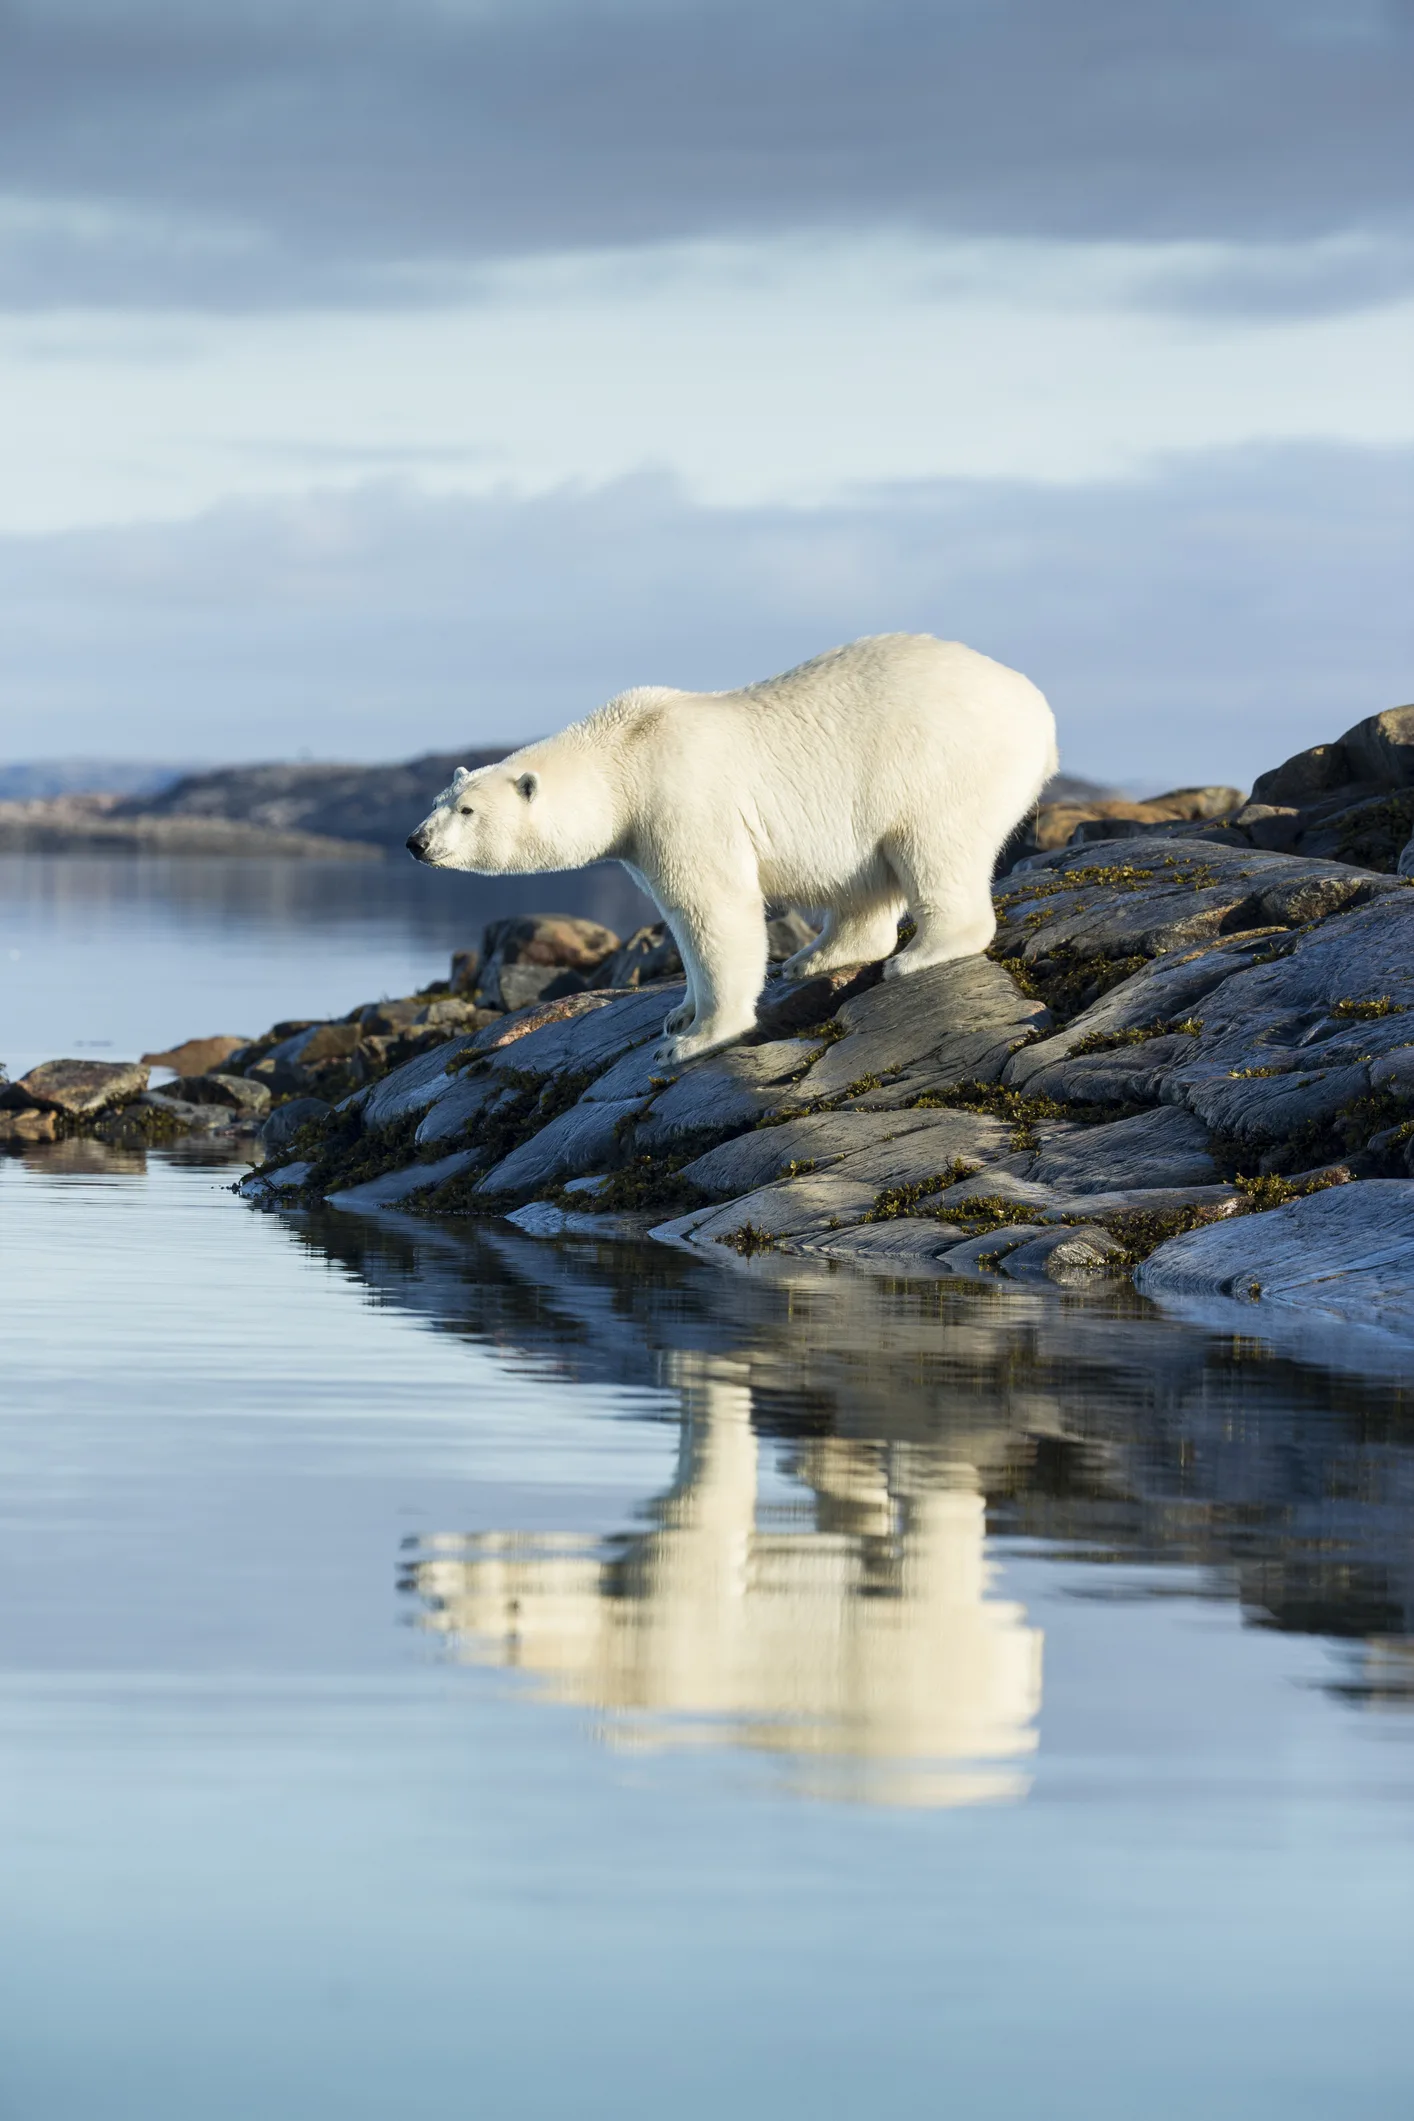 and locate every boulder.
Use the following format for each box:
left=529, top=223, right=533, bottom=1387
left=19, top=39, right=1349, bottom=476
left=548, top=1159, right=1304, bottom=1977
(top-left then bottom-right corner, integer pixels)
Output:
left=994, top=1224, right=1129, bottom=1284
left=600, top=922, right=684, bottom=989
left=476, top=914, right=619, bottom=1009
left=141, top=1034, right=249, bottom=1074
left=258, top=1097, right=332, bottom=1156
left=1000, top=786, right=1245, bottom=870
left=12, top=1058, right=149, bottom=1115
left=165, top=1072, right=271, bottom=1115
